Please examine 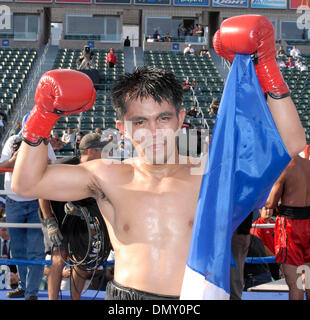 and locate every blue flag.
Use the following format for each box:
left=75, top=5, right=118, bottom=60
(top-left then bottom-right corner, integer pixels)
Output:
left=180, top=54, right=291, bottom=299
